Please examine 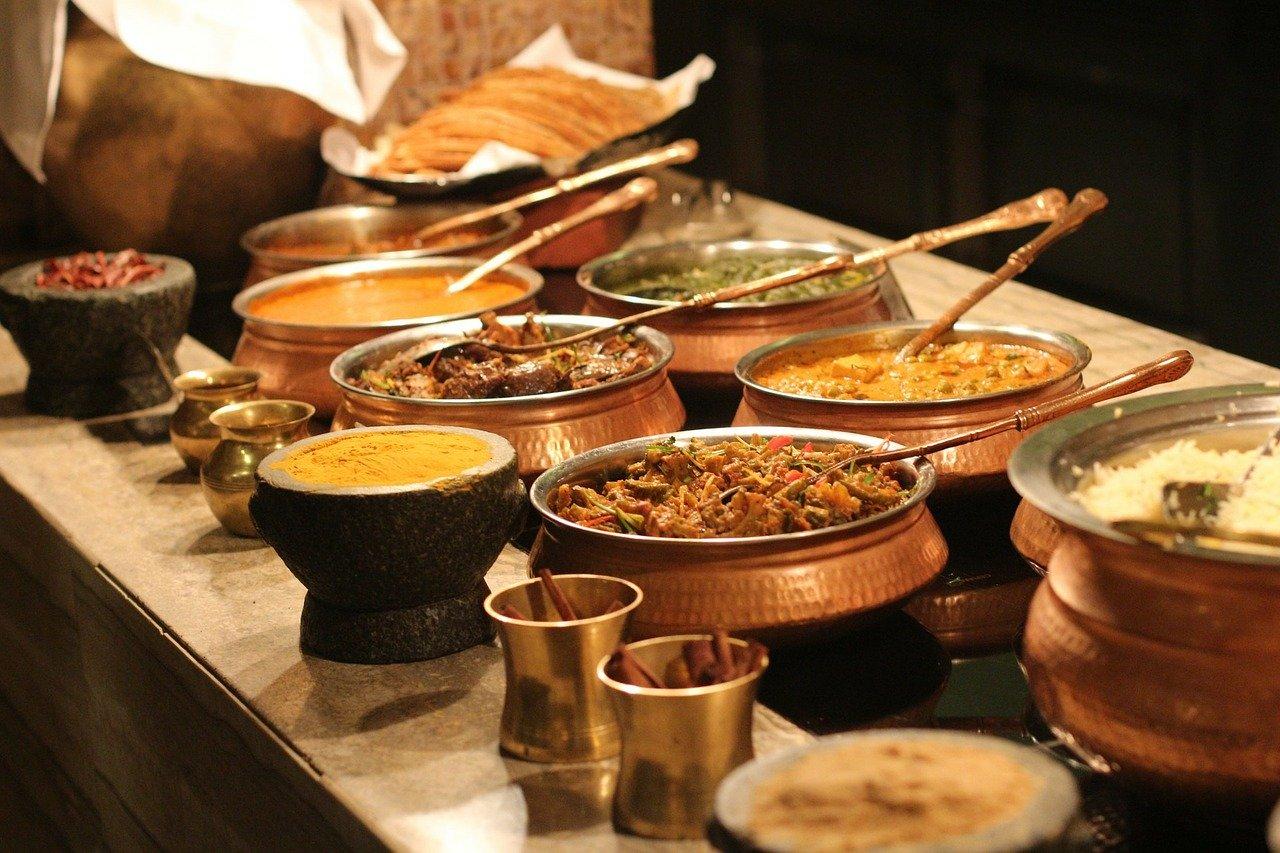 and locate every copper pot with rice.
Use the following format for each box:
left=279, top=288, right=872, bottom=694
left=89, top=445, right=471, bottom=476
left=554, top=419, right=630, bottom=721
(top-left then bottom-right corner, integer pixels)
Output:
left=577, top=240, right=896, bottom=397
left=733, top=321, right=1090, bottom=495
left=239, top=203, right=522, bottom=288
left=231, top=257, right=541, bottom=418
left=528, top=426, right=948, bottom=643
left=1010, top=384, right=1280, bottom=809
left=329, top=314, right=686, bottom=480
